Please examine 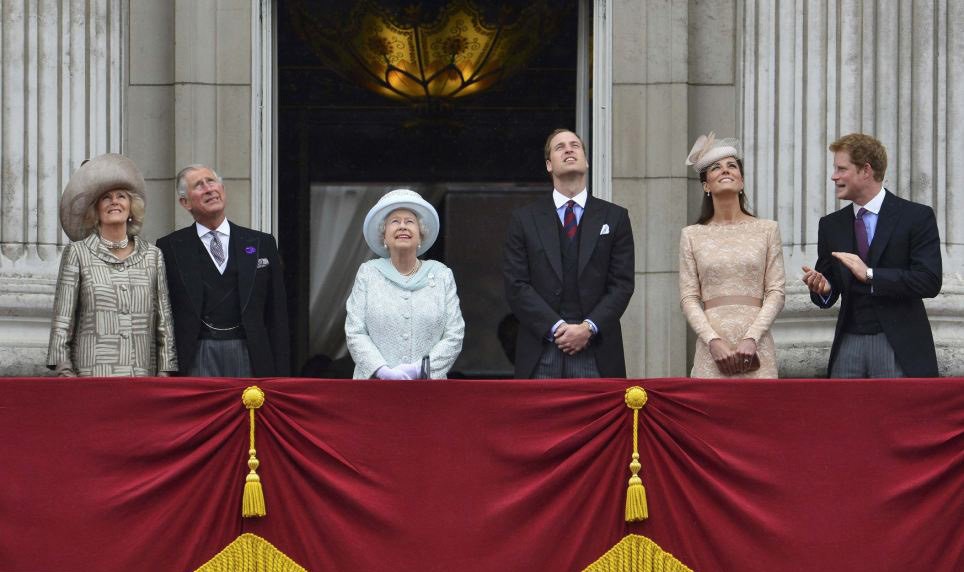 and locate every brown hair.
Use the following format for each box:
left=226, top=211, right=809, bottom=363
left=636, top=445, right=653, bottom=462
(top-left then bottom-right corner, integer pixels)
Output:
left=695, top=158, right=754, bottom=225
left=544, top=128, right=587, bottom=161
left=829, top=133, right=887, bottom=182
